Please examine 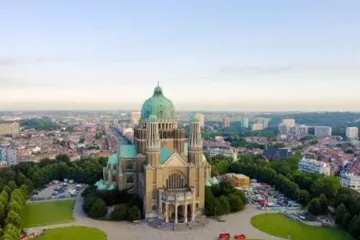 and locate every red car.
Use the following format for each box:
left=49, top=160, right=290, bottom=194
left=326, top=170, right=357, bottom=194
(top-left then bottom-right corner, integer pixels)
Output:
left=218, top=233, right=231, bottom=240
left=234, top=234, right=246, bottom=239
